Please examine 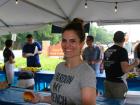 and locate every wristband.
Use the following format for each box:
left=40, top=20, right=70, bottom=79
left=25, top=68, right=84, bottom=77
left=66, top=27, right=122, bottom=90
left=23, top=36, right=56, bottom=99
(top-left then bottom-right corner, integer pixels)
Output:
left=38, top=95, right=44, bottom=103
